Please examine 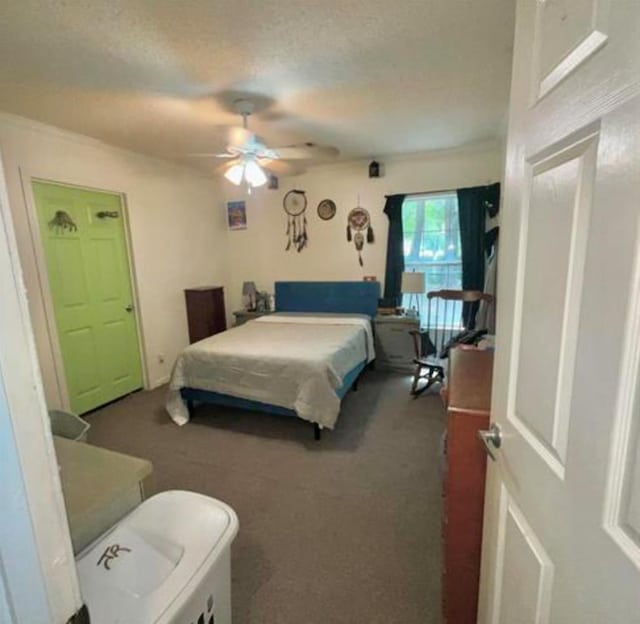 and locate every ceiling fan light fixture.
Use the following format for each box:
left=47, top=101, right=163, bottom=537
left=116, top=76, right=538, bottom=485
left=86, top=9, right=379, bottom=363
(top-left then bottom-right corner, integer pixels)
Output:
left=244, top=159, right=267, bottom=187
left=224, top=162, right=245, bottom=185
